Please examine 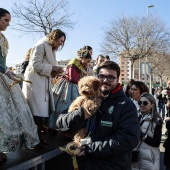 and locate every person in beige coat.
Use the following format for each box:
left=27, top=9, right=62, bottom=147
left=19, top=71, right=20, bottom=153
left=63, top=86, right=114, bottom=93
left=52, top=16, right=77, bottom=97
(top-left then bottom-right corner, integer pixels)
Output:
left=22, top=29, right=66, bottom=145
